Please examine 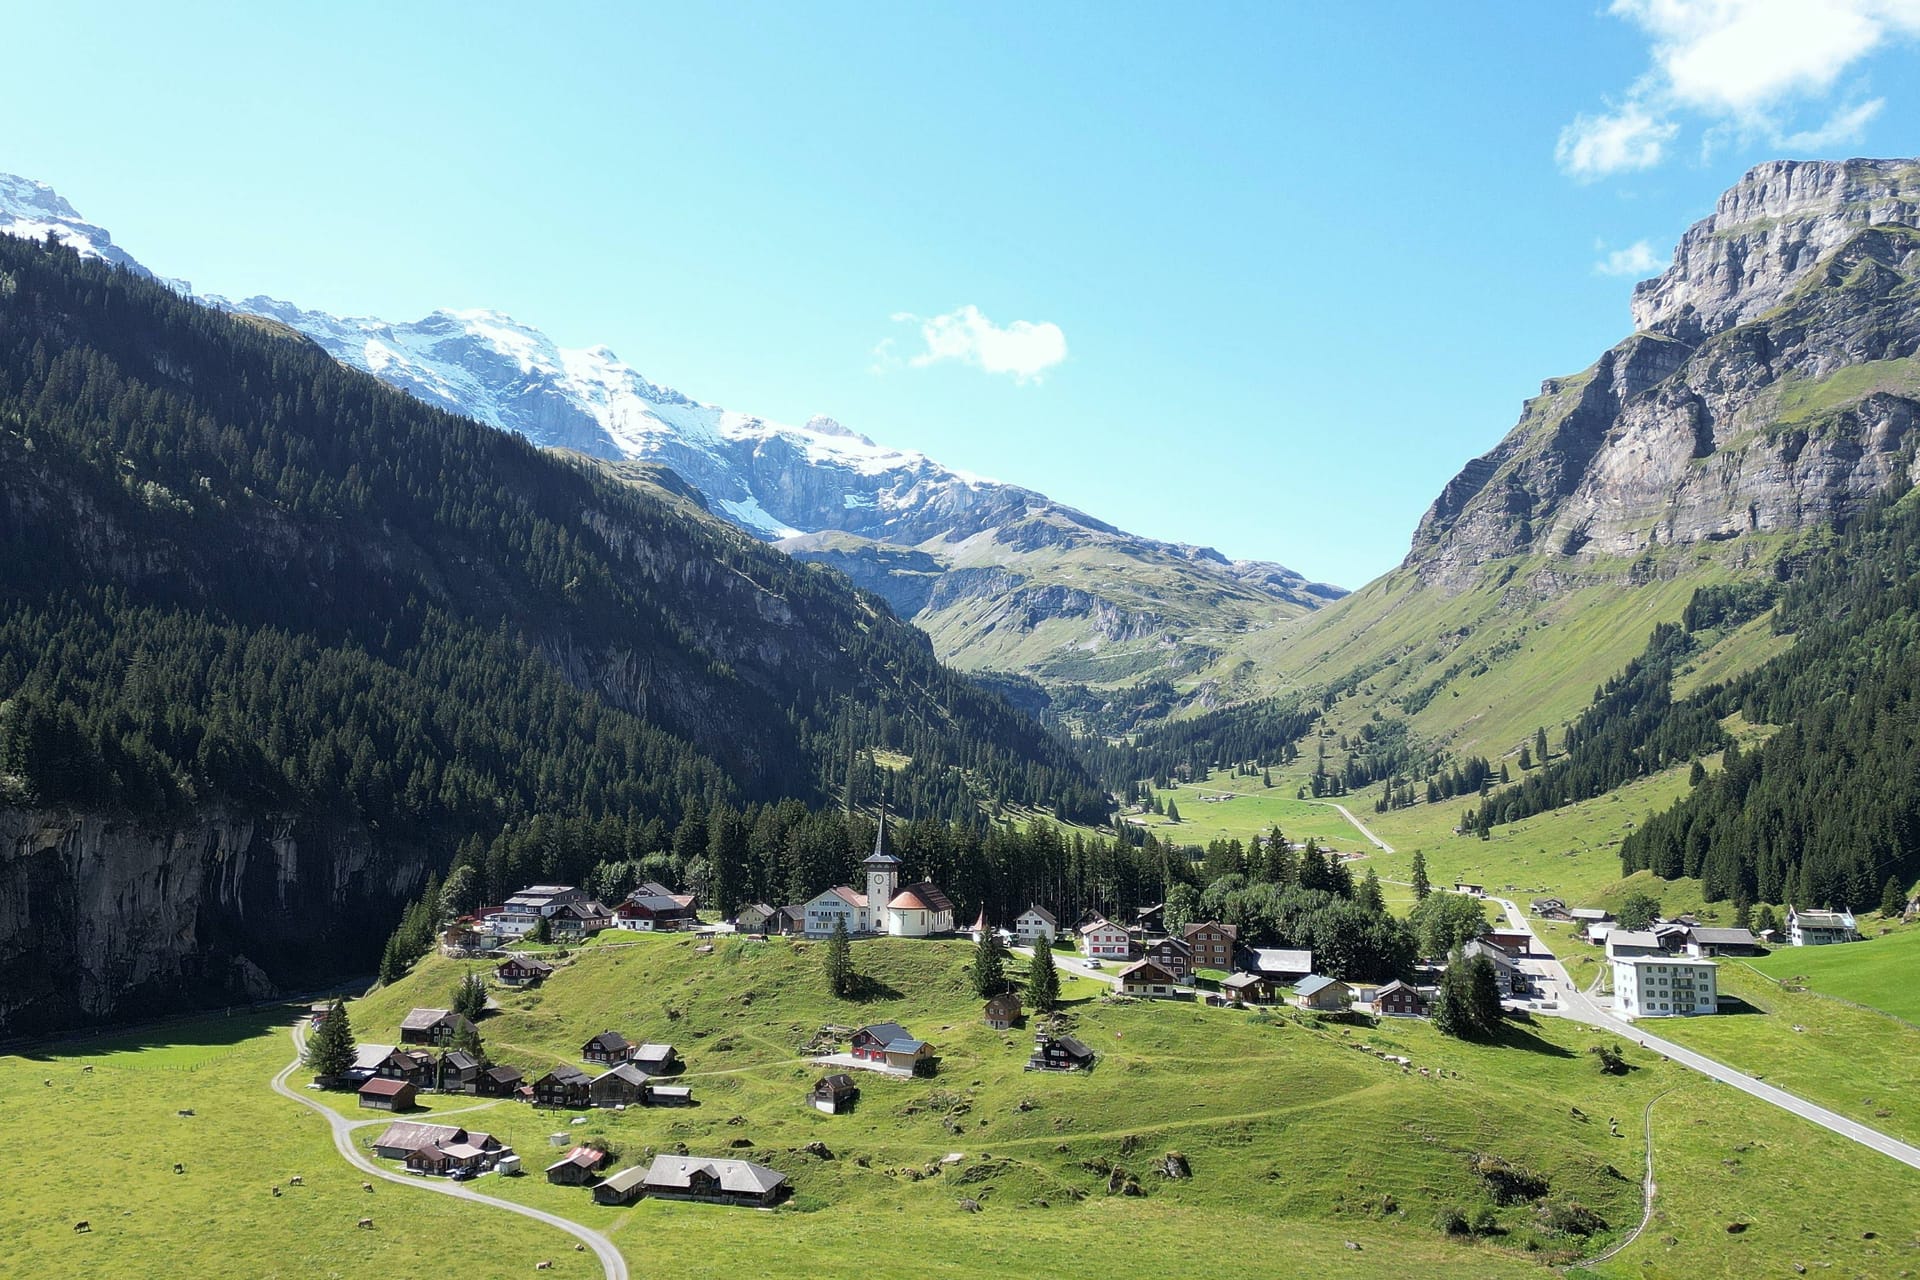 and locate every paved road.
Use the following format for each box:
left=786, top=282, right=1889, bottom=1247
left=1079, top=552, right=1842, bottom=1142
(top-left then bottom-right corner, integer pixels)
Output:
left=271, top=1026, right=629, bottom=1280
left=1486, top=896, right=1920, bottom=1173
left=1307, top=800, right=1396, bottom=853
left=1012, top=945, right=1118, bottom=987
